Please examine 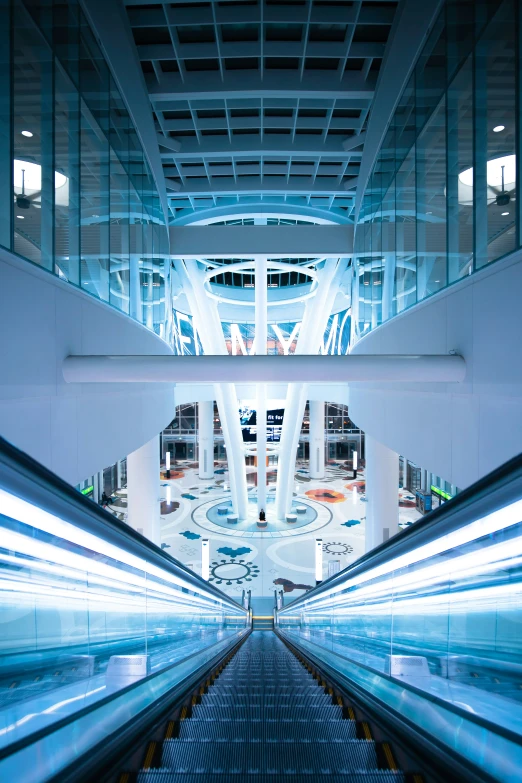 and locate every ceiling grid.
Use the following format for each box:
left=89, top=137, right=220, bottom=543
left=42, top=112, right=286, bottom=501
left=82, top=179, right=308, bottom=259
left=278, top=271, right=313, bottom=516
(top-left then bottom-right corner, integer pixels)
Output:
left=124, top=0, right=398, bottom=222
